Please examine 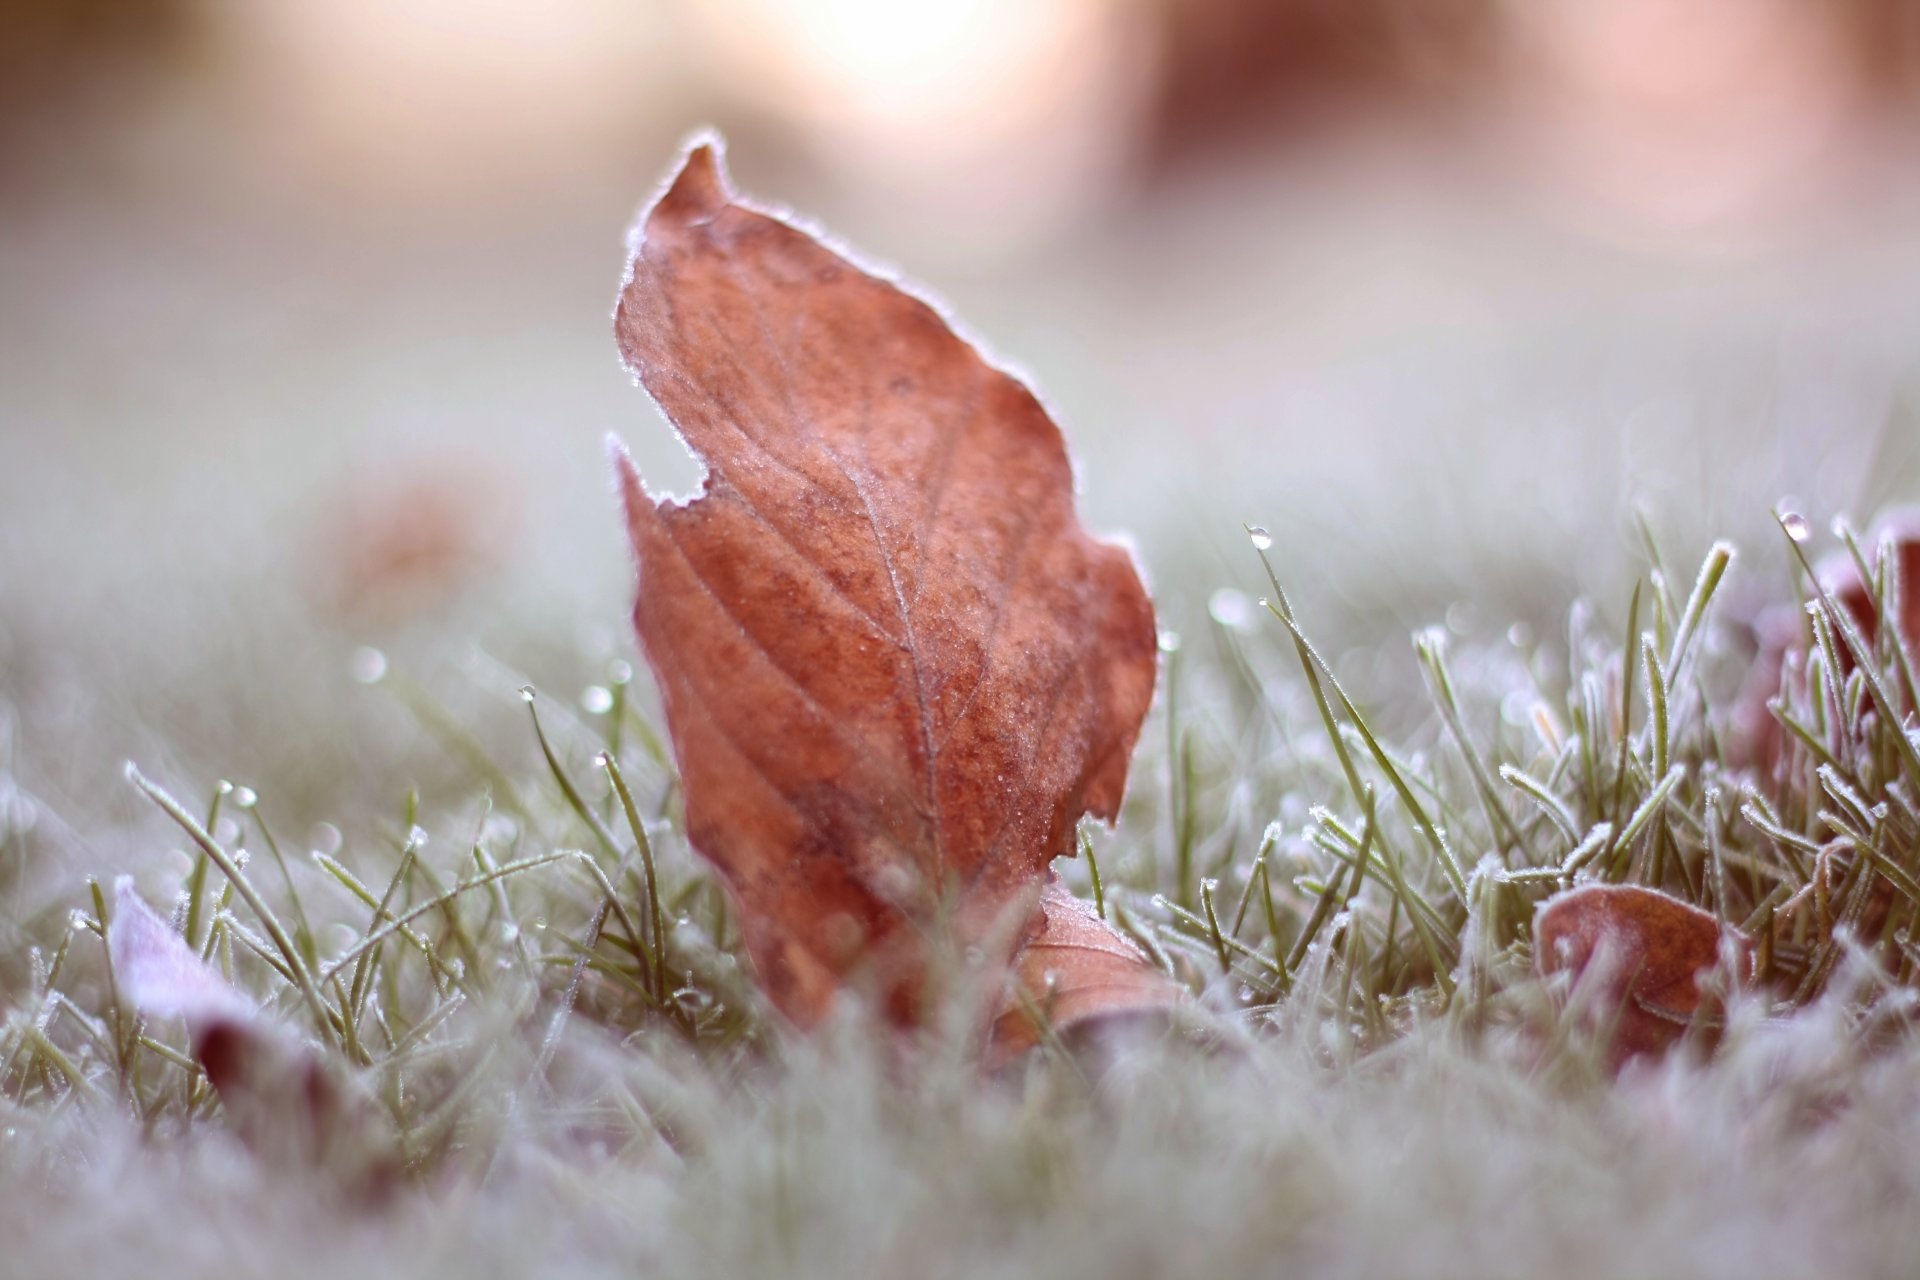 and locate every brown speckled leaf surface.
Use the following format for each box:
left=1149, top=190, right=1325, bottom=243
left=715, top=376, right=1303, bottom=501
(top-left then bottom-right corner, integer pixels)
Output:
left=986, top=879, right=1185, bottom=1069
left=611, top=141, right=1165, bottom=1039
left=1535, top=883, right=1748, bottom=1066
